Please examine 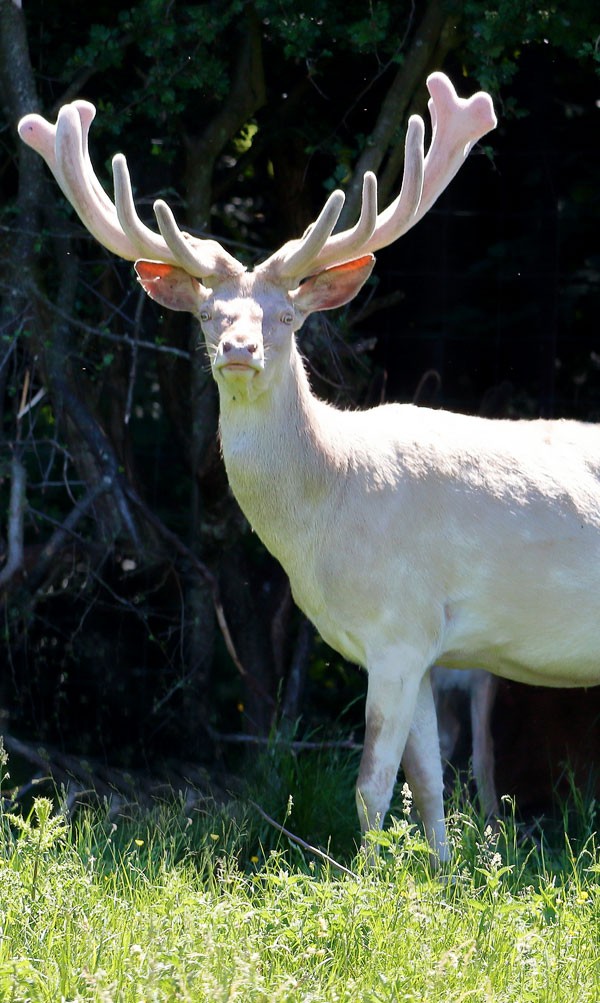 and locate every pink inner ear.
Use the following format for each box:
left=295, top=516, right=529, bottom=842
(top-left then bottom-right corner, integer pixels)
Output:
left=135, top=260, right=174, bottom=282
left=331, top=254, right=374, bottom=274
left=134, top=260, right=203, bottom=314
left=293, top=254, right=375, bottom=314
